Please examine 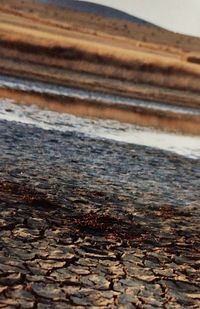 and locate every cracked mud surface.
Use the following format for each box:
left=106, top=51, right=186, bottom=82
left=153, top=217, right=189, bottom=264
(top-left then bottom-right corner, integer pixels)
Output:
left=0, top=119, right=200, bottom=308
